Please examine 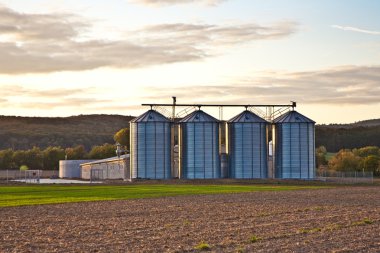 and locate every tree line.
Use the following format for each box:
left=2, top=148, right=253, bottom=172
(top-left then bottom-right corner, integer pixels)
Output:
left=0, top=144, right=117, bottom=170
left=1, top=114, right=380, bottom=153
left=1, top=124, right=380, bottom=176
left=316, top=145, right=380, bottom=176
left=0, top=128, right=130, bottom=170
left=316, top=125, right=380, bottom=152
left=0, top=114, right=133, bottom=150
